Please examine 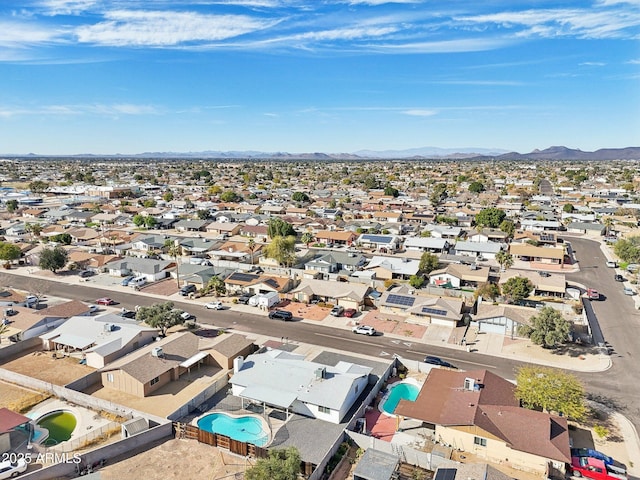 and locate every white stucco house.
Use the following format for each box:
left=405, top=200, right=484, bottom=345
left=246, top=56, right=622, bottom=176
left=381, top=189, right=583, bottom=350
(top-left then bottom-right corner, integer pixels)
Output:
left=229, top=349, right=372, bottom=424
